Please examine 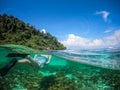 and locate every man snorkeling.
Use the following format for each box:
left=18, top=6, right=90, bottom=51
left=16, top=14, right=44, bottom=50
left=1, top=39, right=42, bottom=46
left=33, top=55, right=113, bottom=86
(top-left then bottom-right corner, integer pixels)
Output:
left=0, top=54, right=52, bottom=77
left=22, top=54, right=52, bottom=68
